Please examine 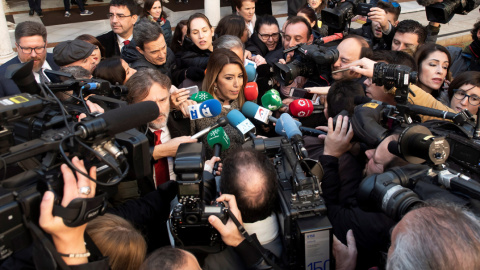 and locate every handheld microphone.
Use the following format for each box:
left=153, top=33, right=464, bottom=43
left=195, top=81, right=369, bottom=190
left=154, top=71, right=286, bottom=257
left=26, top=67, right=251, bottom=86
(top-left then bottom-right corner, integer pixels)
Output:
left=244, top=82, right=259, bottom=101
left=207, top=127, right=230, bottom=173
left=245, top=61, right=257, bottom=82
left=261, top=89, right=283, bottom=111
left=318, top=33, right=344, bottom=44
left=289, top=98, right=325, bottom=117
left=273, top=112, right=326, bottom=137
left=75, top=101, right=159, bottom=140
left=191, top=117, right=228, bottom=139
left=241, top=101, right=276, bottom=125
left=279, top=113, right=308, bottom=157
left=226, top=109, right=256, bottom=141
left=188, top=99, right=222, bottom=120
left=190, top=91, right=214, bottom=103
